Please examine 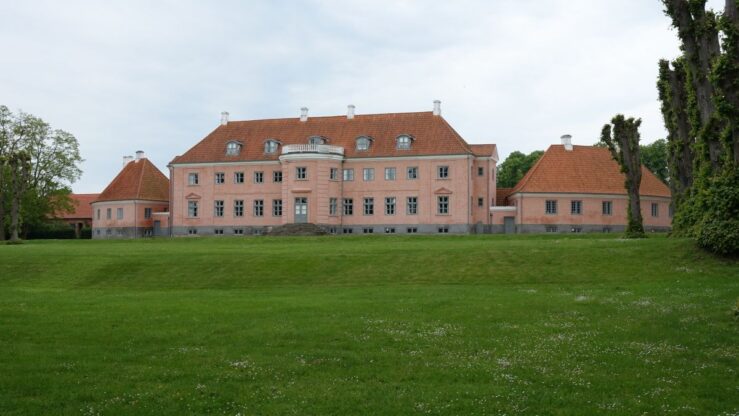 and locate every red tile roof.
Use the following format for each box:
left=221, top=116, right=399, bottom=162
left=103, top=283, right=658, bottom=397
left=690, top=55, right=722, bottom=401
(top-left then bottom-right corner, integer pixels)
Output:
left=171, top=112, right=492, bottom=164
left=511, top=145, right=671, bottom=197
left=55, top=193, right=99, bottom=219
left=470, top=144, right=497, bottom=157
left=95, top=158, right=170, bottom=203
left=496, top=188, right=513, bottom=206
